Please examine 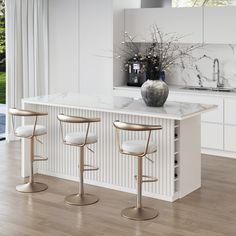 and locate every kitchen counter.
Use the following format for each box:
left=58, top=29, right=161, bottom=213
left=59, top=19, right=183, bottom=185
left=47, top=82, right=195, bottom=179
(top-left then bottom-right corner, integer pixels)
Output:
left=114, top=85, right=236, bottom=98
left=23, top=92, right=215, bottom=121
left=22, top=93, right=215, bottom=202
left=113, top=85, right=236, bottom=159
